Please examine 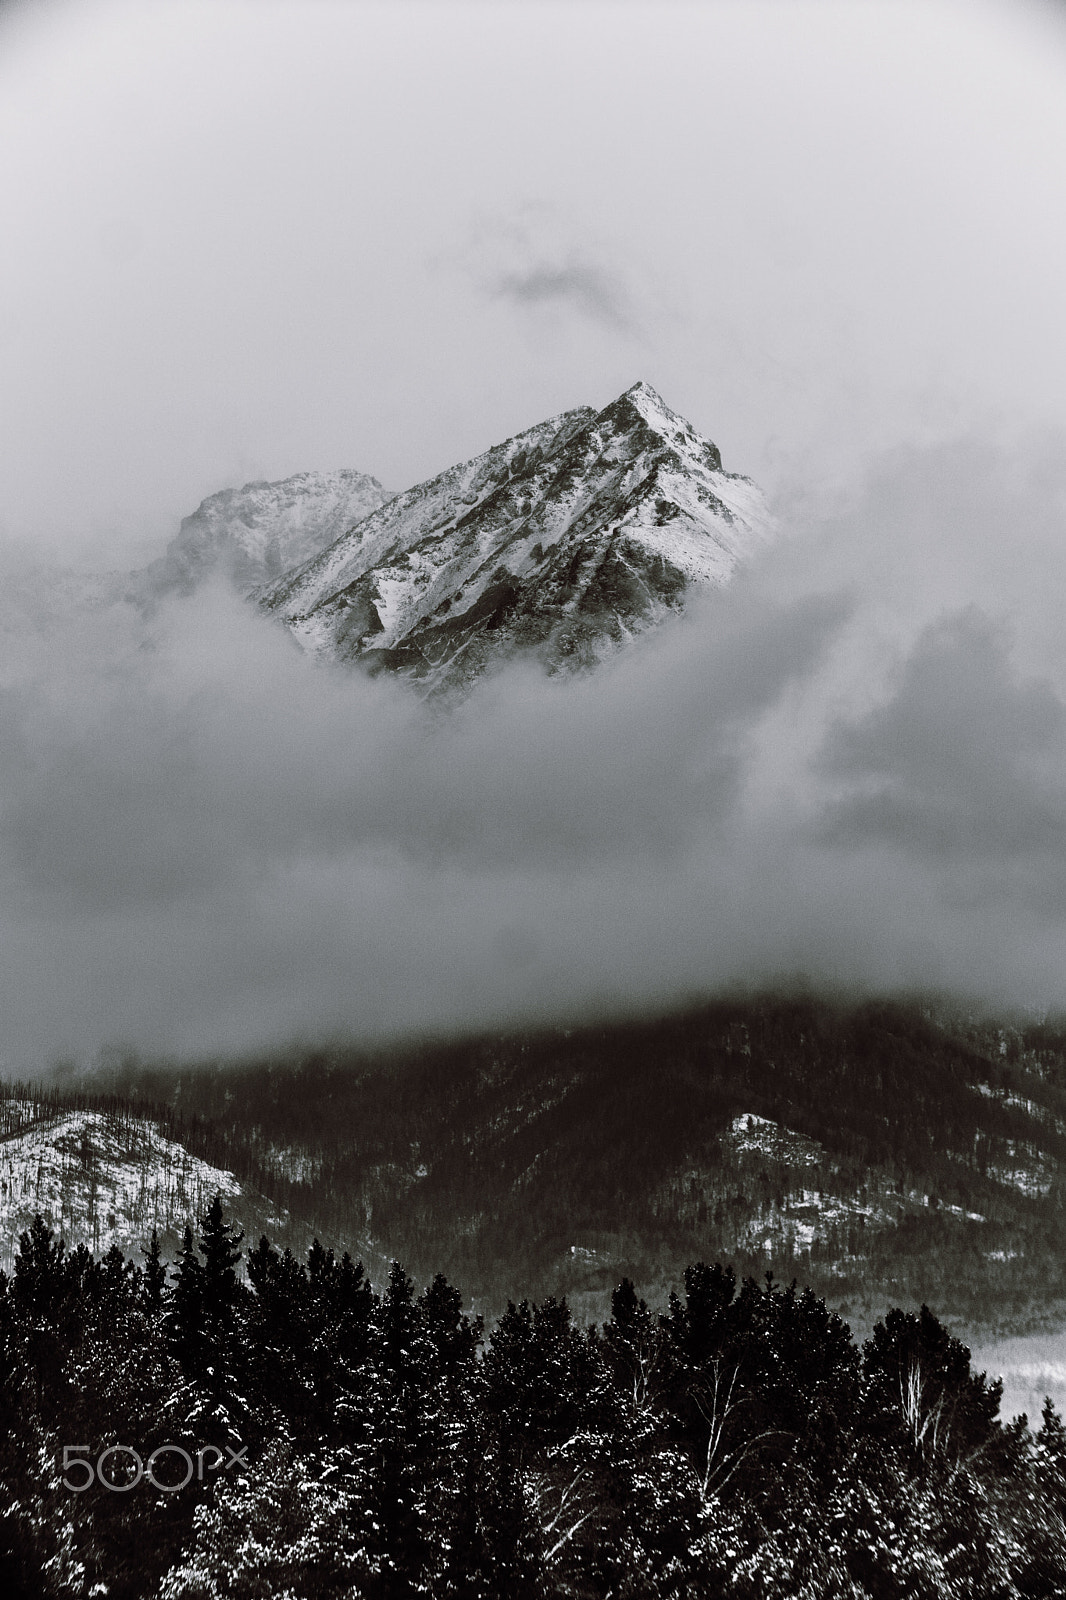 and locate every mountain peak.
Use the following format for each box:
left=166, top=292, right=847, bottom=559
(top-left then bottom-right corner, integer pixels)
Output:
left=258, top=390, right=773, bottom=695
left=621, top=377, right=668, bottom=409
left=595, top=380, right=723, bottom=471
left=609, top=378, right=673, bottom=424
